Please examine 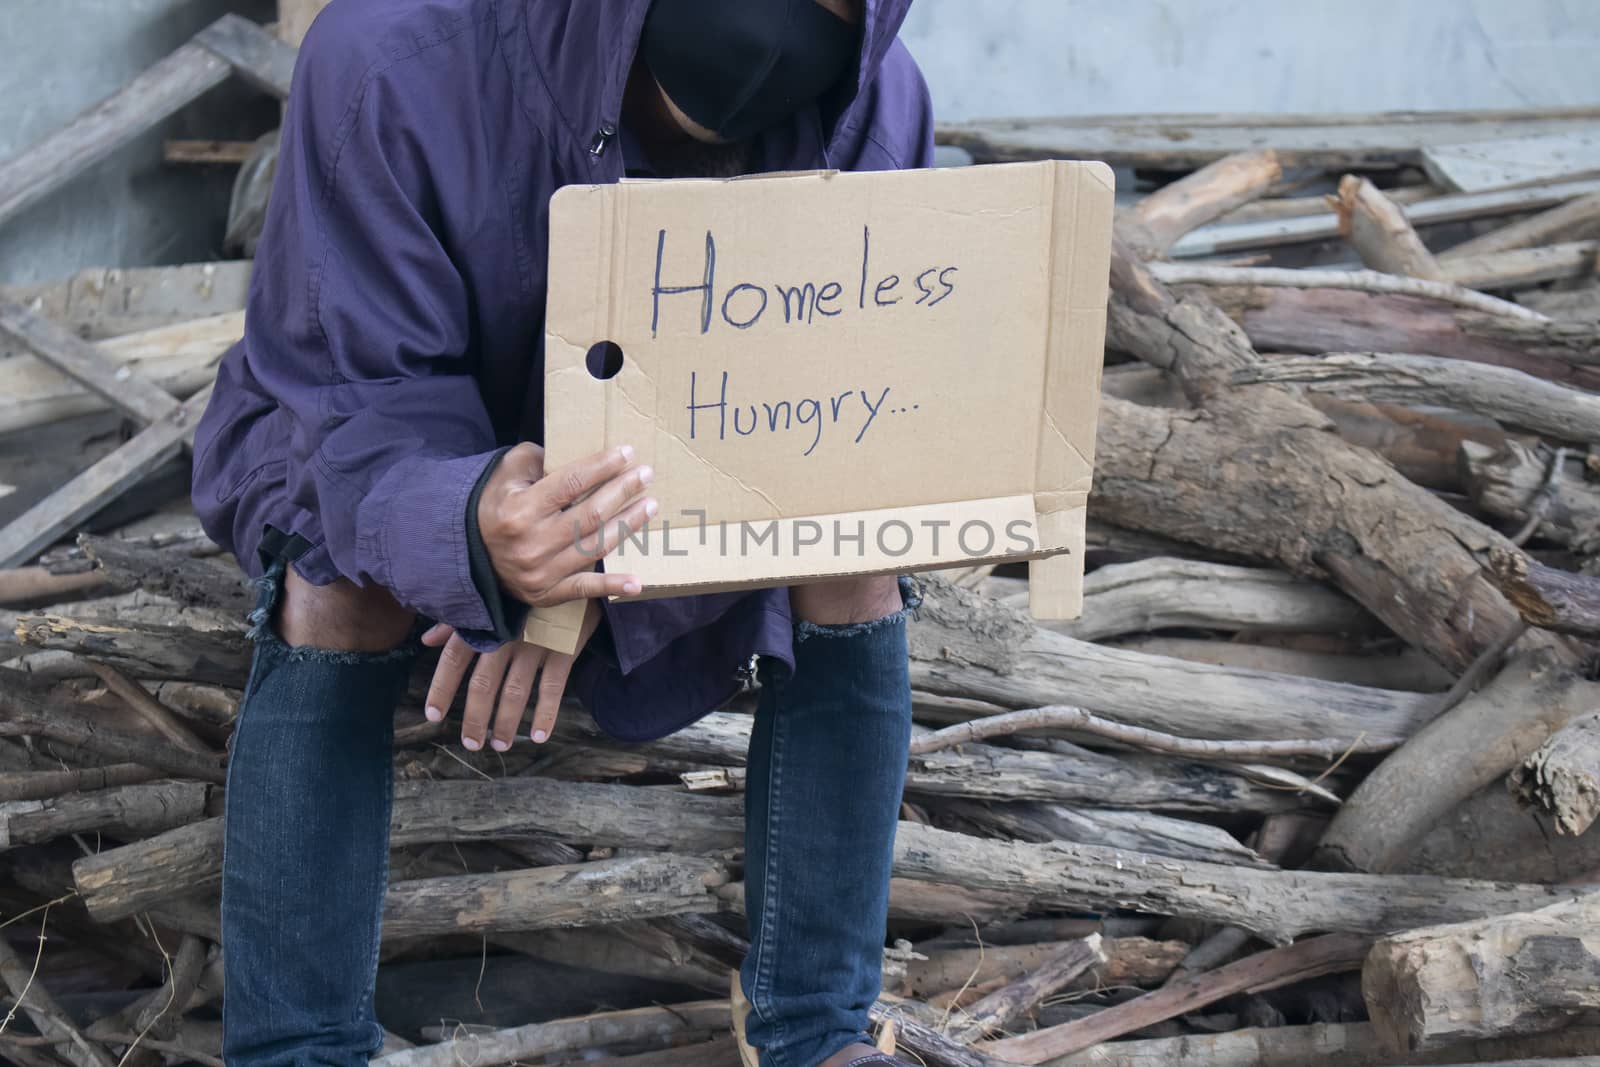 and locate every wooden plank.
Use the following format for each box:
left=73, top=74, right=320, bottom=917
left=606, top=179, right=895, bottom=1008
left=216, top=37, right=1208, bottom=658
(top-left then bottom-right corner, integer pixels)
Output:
left=0, top=43, right=231, bottom=228
left=163, top=139, right=256, bottom=165
left=0, top=311, right=242, bottom=436
left=0, top=387, right=212, bottom=569
left=939, top=107, right=1600, bottom=170
left=0, top=302, right=178, bottom=426
left=1423, top=128, right=1600, bottom=192
left=0, top=261, right=252, bottom=340
left=1171, top=176, right=1600, bottom=258
left=194, top=14, right=297, bottom=99
left=1440, top=240, right=1600, bottom=290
